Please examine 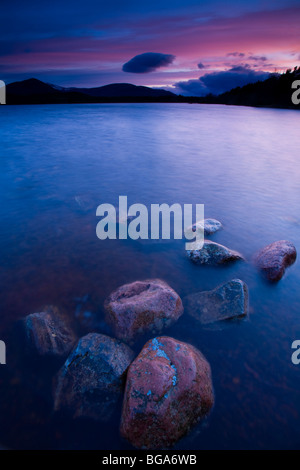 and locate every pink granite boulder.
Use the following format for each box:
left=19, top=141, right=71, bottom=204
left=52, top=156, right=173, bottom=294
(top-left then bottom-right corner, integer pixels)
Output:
left=254, top=240, right=297, bottom=281
left=120, top=336, right=214, bottom=449
left=104, top=279, right=184, bottom=343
